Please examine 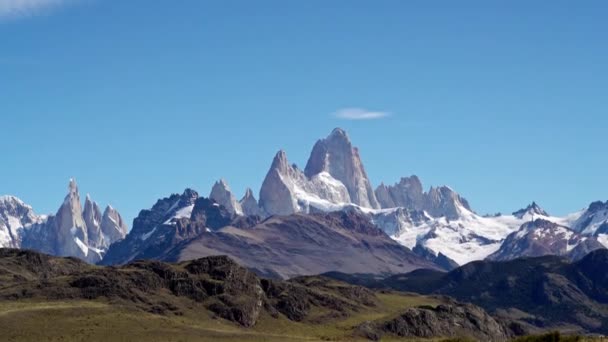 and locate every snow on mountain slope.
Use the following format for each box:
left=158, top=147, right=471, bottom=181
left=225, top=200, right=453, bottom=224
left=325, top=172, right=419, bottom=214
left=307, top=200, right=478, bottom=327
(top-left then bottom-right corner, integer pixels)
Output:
left=488, top=219, right=604, bottom=261
left=0, top=196, right=46, bottom=248
left=572, top=201, right=608, bottom=235
left=1, top=180, right=128, bottom=263
left=380, top=202, right=581, bottom=265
